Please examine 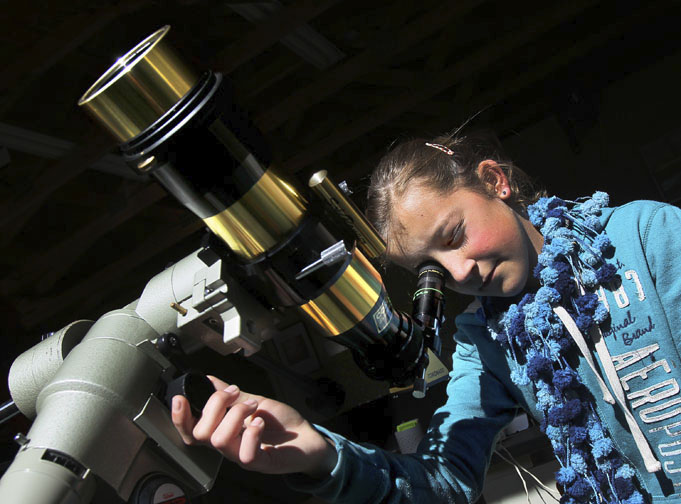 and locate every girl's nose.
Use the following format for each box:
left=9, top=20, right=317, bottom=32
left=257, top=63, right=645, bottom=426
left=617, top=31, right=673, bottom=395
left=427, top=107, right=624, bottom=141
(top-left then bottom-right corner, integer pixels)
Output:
left=440, top=255, right=477, bottom=286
